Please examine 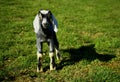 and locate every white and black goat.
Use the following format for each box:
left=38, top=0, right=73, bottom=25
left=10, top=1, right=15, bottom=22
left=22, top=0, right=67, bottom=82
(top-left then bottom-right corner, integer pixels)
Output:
left=33, top=10, right=61, bottom=72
